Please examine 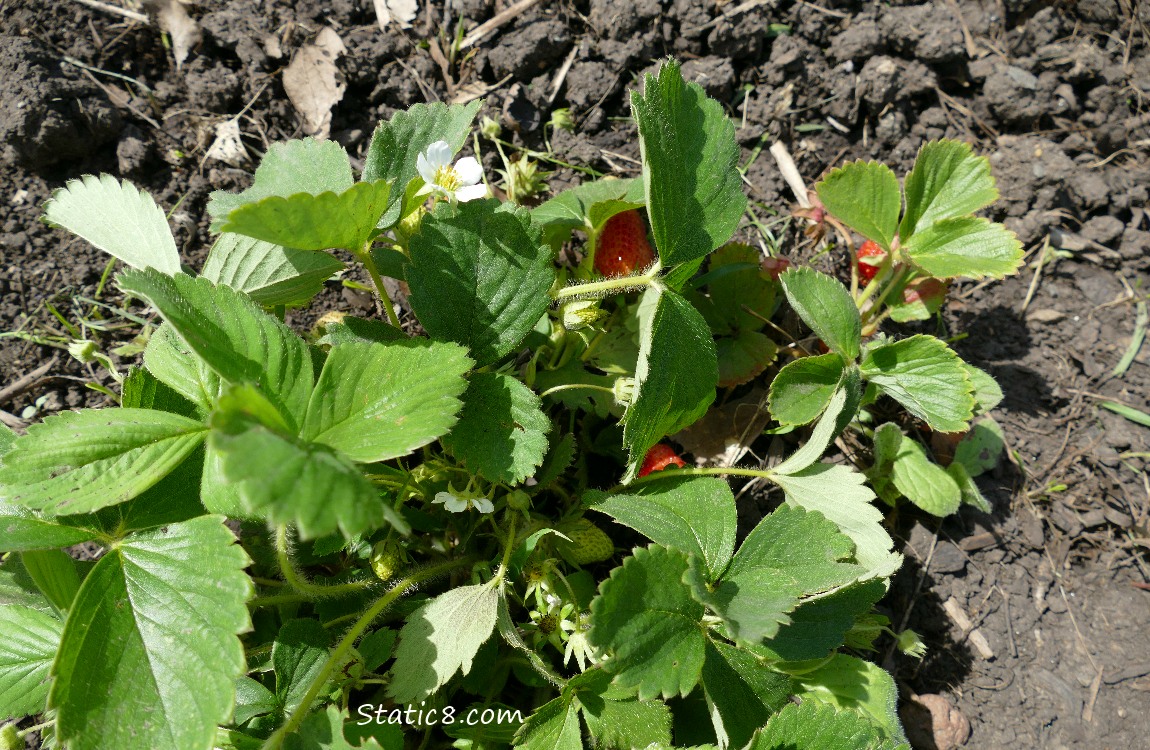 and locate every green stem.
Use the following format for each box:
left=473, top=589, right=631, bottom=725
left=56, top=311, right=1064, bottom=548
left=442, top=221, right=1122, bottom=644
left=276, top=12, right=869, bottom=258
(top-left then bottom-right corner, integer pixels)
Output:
left=261, top=557, right=476, bottom=750
left=553, top=264, right=662, bottom=302
left=862, top=266, right=912, bottom=327
left=491, top=516, right=519, bottom=588
left=356, top=241, right=403, bottom=329
left=538, top=383, right=617, bottom=399
left=274, top=525, right=375, bottom=599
